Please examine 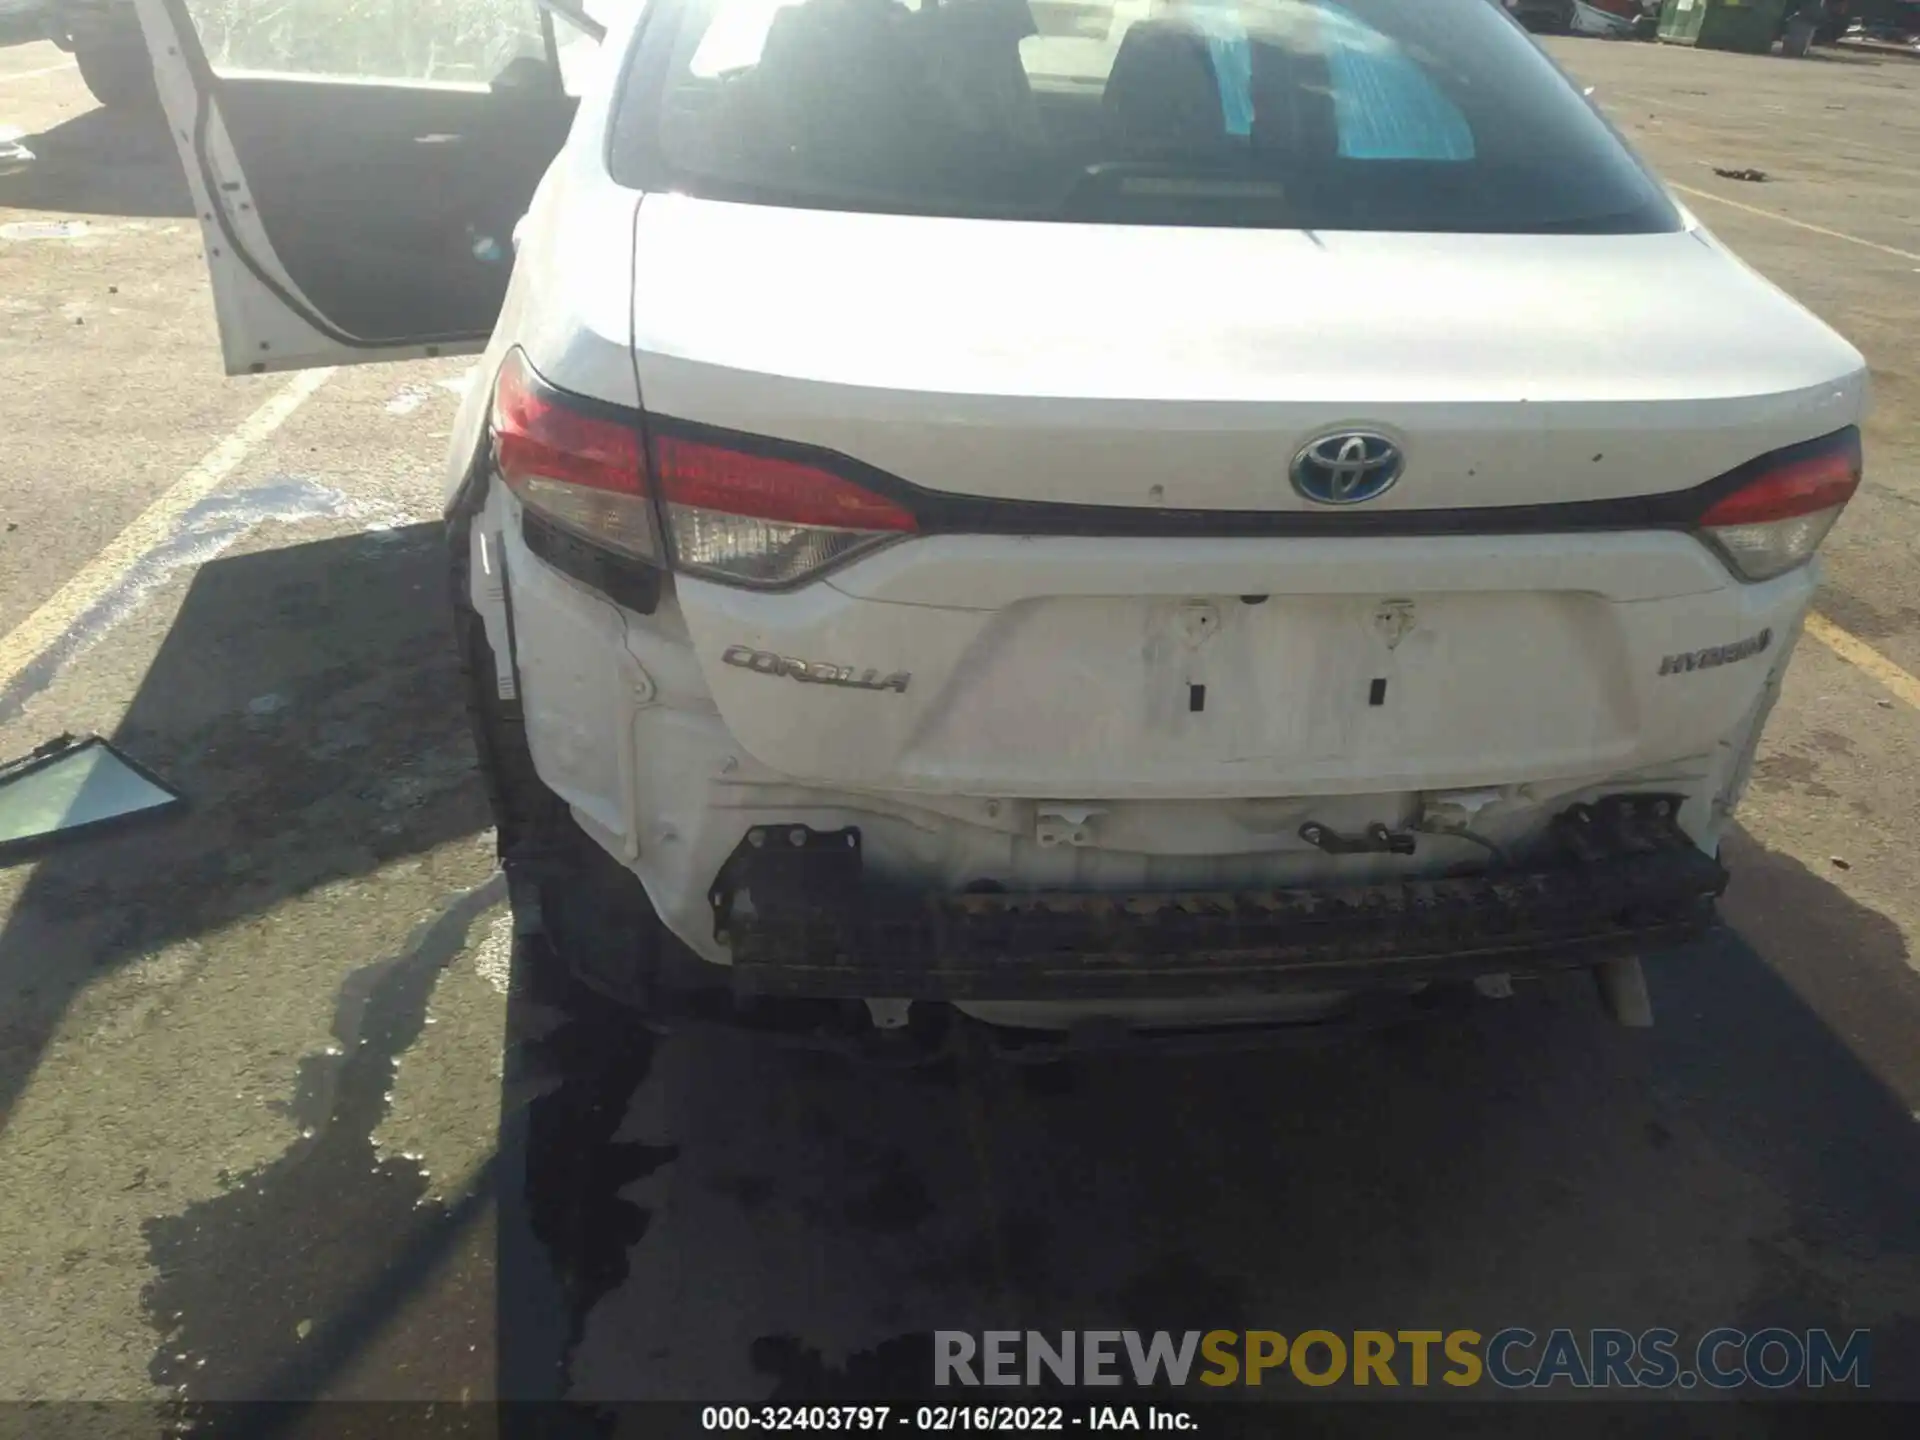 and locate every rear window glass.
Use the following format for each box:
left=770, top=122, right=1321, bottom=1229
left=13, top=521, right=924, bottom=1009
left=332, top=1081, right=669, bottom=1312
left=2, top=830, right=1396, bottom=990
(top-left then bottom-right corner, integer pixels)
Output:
left=611, top=0, right=1679, bottom=232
